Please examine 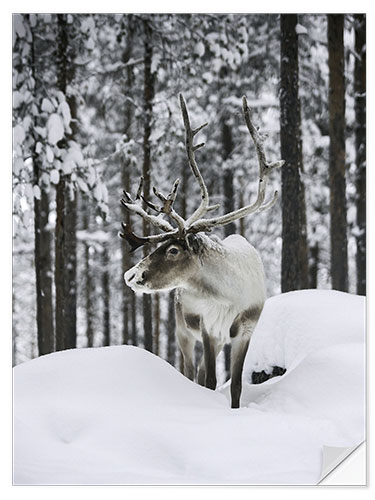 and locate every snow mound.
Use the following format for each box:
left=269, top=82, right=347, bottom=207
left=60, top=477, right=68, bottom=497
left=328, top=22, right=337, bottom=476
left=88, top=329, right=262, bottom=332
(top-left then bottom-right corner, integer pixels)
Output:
left=245, top=289, right=365, bottom=375
left=14, top=290, right=365, bottom=485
